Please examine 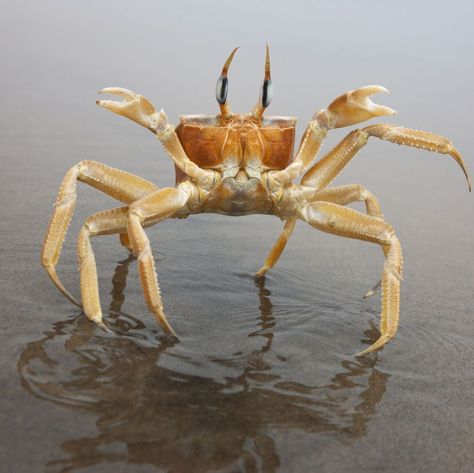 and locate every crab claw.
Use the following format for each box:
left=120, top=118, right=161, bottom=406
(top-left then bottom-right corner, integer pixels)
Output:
left=96, top=87, right=168, bottom=133
left=320, top=85, right=397, bottom=129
